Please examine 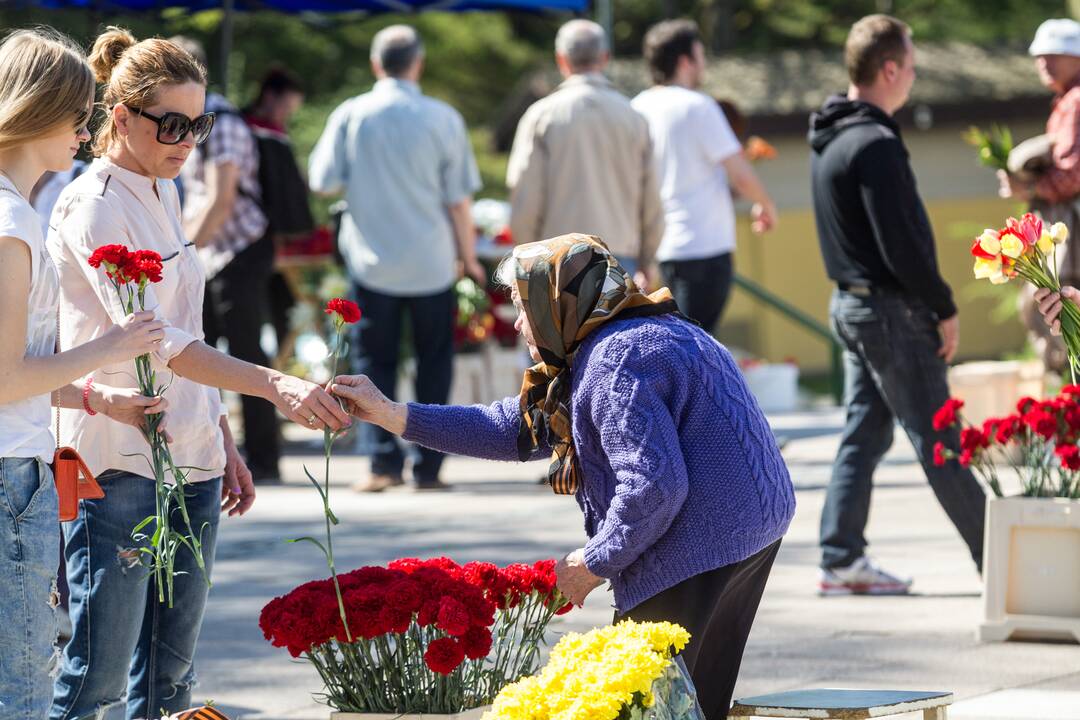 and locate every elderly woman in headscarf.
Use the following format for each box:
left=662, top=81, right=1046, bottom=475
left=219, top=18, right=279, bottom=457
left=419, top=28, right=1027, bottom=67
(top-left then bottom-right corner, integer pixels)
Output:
left=331, top=234, right=795, bottom=720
